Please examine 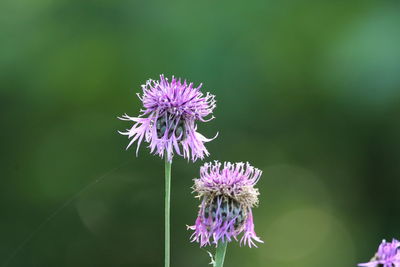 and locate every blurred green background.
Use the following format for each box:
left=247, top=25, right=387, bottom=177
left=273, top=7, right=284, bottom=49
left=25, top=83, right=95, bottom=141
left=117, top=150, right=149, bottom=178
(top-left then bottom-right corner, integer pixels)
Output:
left=1, top=0, right=400, bottom=266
